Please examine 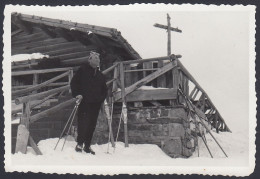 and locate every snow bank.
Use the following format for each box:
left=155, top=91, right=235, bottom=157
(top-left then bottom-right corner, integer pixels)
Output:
left=12, top=53, right=49, bottom=62
left=12, top=131, right=249, bottom=167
